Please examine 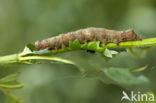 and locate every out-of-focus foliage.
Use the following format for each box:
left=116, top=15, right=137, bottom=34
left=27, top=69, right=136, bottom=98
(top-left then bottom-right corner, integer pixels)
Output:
left=0, top=73, right=23, bottom=88
left=0, top=73, right=23, bottom=103
left=1, top=0, right=156, bottom=103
